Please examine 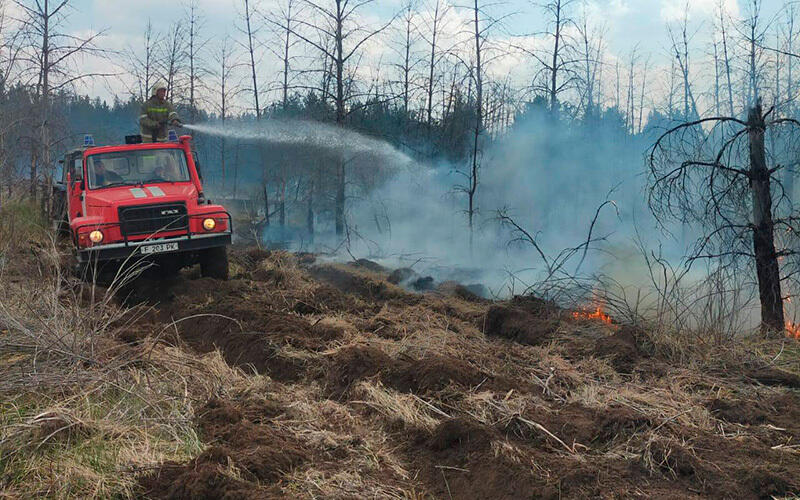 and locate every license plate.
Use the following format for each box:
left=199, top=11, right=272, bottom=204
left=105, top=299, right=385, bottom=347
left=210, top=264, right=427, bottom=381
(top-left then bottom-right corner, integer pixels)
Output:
left=140, top=242, right=179, bottom=255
